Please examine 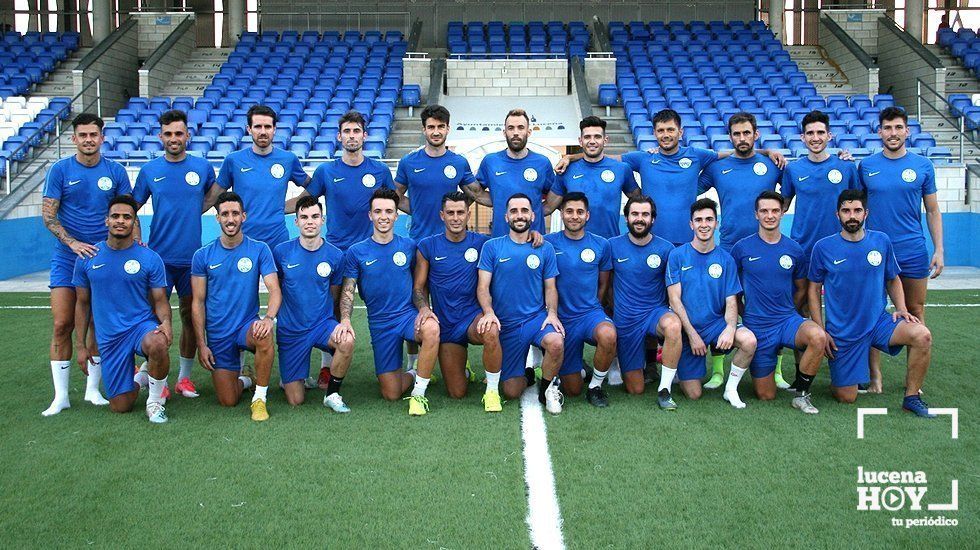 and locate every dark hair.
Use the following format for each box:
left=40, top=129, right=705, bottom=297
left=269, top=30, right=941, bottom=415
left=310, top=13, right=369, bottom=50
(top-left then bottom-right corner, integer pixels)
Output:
left=159, top=109, right=188, bottom=128
left=878, top=106, right=908, bottom=125
left=506, top=192, right=532, bottom=208
left=800, top=110, right=829, bottom=133
left=561, top=191, right=589, bottom=210
left=623, top=194, right=656, bottom=218
left=652, top=108, right=682, bottom=129
left=579, top=115, right=606, bottom=133
left=441, top=190, right=470, bottom=208
left=215, top=191, right=244, bottom=211
left=837, top=189, right=867, bottom=209
left=727, top=112, right=757, bottom=133
left=690, top=197, right=718, bottom=218
left=295, top=195, right=321, bottom=213
left=71, top=112, right=104, bottom=130
left=505, top=108, right=529, bottom=125
left=755, top=190, right=785, bottom=210
left=108, top=194, right=139, bottom=215
left=370, top=187, right=399, bottom=209
left=246, top=104, right=277, bottom=126
left=339, top=110, right=367, bottom=131
left=421, top=104, right=451, bottom=125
